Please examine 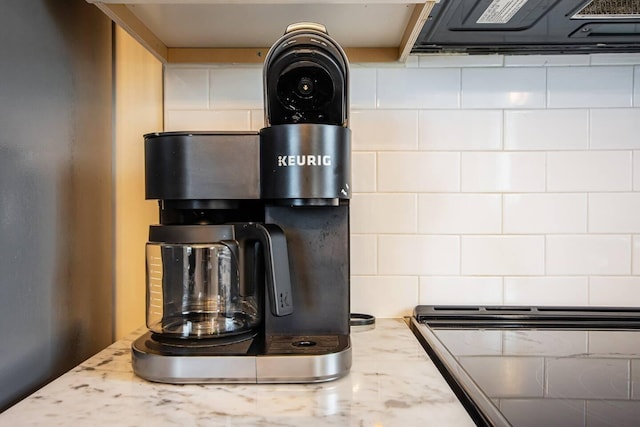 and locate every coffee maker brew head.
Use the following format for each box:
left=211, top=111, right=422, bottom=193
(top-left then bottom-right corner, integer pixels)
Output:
left=263, top=22, right=349, bottom=127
